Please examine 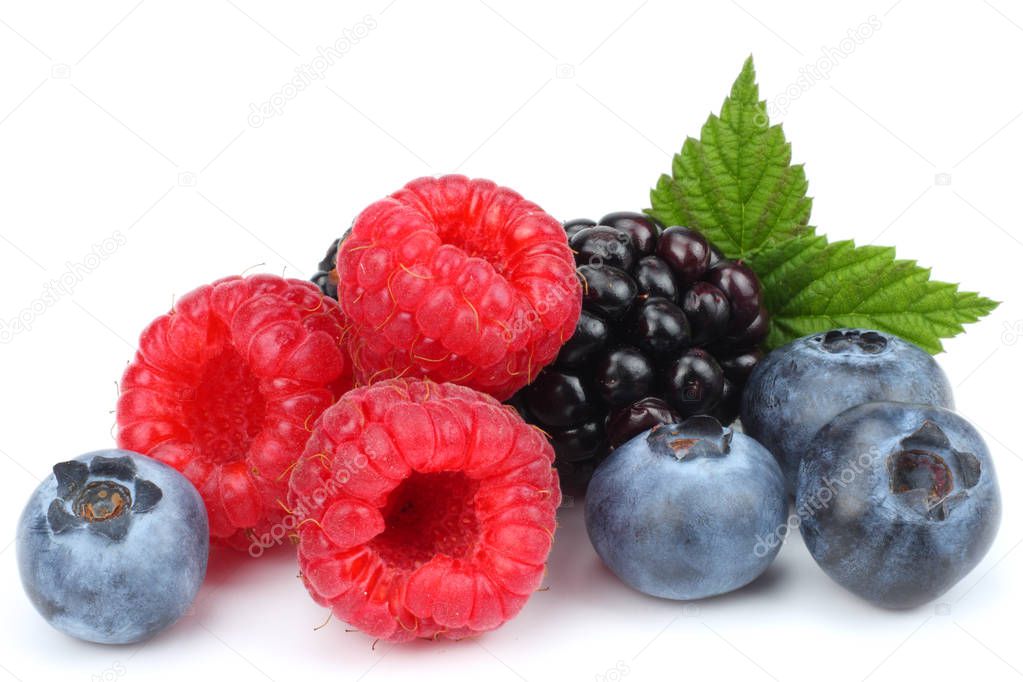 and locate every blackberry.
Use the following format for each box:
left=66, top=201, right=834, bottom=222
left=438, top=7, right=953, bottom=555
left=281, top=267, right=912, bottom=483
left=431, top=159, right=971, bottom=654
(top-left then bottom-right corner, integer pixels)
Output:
left=311, top=237, right=341, bottom=299
left=511, top=212, right=768, bottom=493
